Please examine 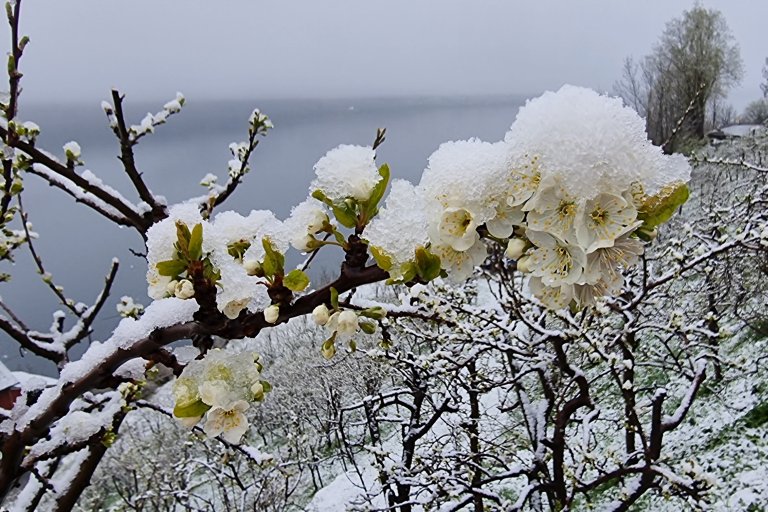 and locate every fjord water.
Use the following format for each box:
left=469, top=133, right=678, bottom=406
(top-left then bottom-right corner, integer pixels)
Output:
left=3, top=95, right=527, bottom=375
